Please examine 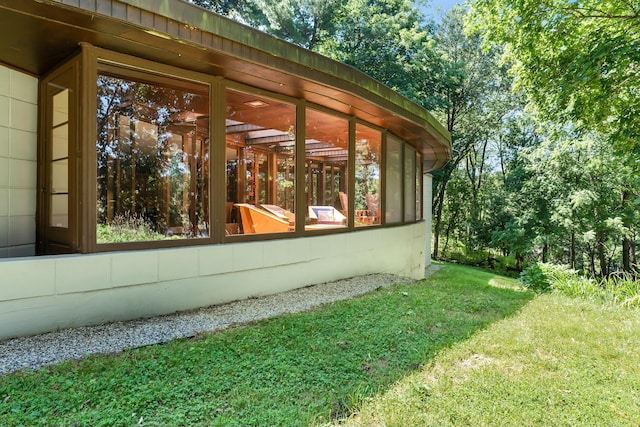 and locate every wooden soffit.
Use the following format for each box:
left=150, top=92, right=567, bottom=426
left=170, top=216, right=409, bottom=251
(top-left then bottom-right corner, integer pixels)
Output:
left=0, top=0, right=451, bottom=171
